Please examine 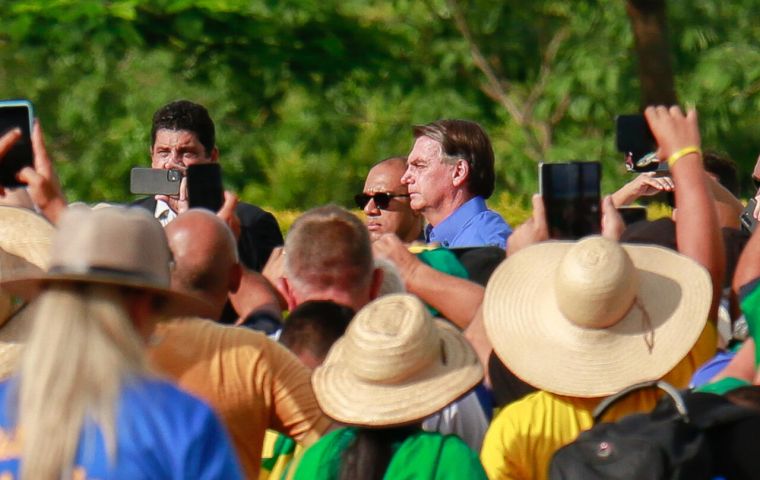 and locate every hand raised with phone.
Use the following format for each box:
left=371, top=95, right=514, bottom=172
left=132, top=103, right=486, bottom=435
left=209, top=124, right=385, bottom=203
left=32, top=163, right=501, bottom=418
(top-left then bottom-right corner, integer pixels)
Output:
left=0, top=121, right=67, bottom=223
